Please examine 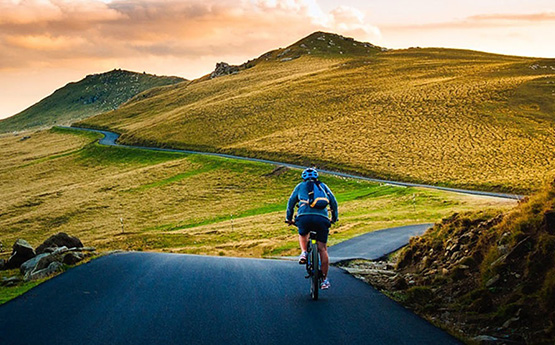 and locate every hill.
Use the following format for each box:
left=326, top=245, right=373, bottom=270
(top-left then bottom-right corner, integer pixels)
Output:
left=77, top=31, right=555, bottom=193
left=0, top=69, right=186, bottom=133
